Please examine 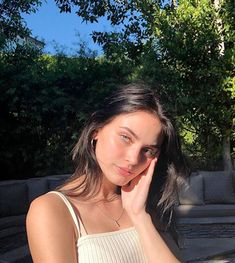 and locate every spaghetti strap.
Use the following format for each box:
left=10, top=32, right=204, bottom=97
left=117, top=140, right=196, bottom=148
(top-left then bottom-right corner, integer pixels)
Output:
left=48, top=191, right=87, bottom=237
